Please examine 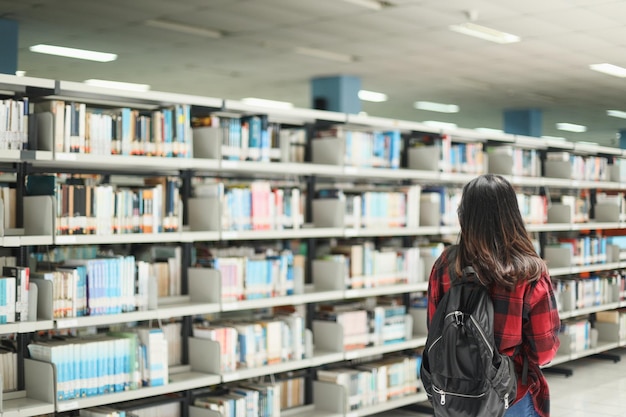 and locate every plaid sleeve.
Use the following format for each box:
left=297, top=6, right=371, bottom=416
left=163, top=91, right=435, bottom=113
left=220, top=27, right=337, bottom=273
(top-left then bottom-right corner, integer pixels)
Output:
left=523, top=271, right=561, bottom=366
left=427, top=248, right=452, bottom=327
